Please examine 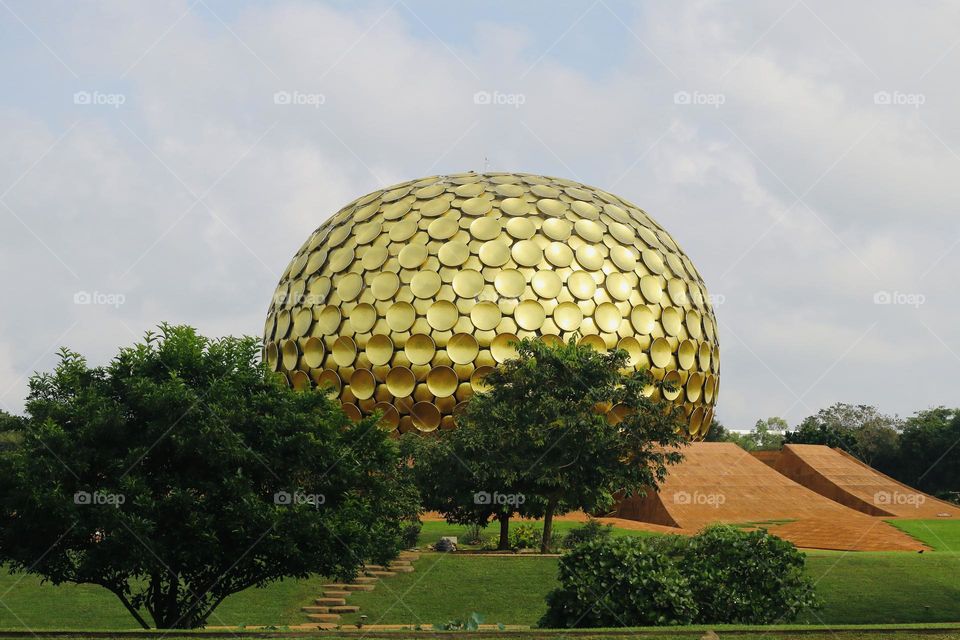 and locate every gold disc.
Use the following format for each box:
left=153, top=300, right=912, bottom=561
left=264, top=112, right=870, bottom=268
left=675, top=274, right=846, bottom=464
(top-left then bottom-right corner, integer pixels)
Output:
left=386, top=302, right=416, bottom=332
left=332, top=336, right=357, bottom=366
left=386, top=366, right=416, bottom=397
left=512, top=240, right=543, bottom=267
left=349, top=303, right=378, bottom=334
left=642, top=249, right=665, bottom=274
left=699, top=342, right=712, bottom=370
left=427, top=300, right=458, bottom=331
left=495, top=269, right=526, bottom=297
left=500, top=197, right=530, bottom=216
left=405, top=333, right=436, bottom=365
left=411, top=271, right=442, bottom=298
left=651, top=337, right=672, bottom=368
left=428, top=217, right=460, bottom=240
left=686, top=372, right=704, bottom=402
left=265, top=342, right=279, bottom=371
left=575, top=245, right=604, bottom=271
left=343, top=403, right=363, bottom=422
left=568, top=271, right=597, bottom=300
left=292, top=308, right=314, bottom=336
left=374, top=402, right=400, bottom=429
left=426, top=366, right=459, bottom=397
left=471, top=366, right=494, bottom=392
left=316, top=306, right=341, bottom=334
left=579, top=334, right=606, bottom=352
left=678, top=339, right=696, bottom=370
left=360, top=245, right=388, bottom=270
left=398, top=244, right=428, bottom=269
left=479, top=241, right=510, bottom=267
left=350, top=369, right=376, bottom=400
left=315, top=369, right=342, bottom=394
left=411, top=401, right=441, bottom=431
left=610, top=245, right=638, bottom=271
left=470, top=216, right=502, bottom=241
left=420, top=197, right=450, bottom=217
left=595, top=302, right=623, bottom=333
left=366, top=334, right=394, bottom=366
left=553, top=301, right=583, bottom=331
left=371, top=272, right=400, bottom=300
left=303, top=336, right=326, bottom=368
left=531, top=270, right=562, bottom=298
left=452, top=269, right=485, bottom=297
left=545, top=242, right=574, bottom=267
left=505, top=217, right=536, bottom=240
left=438, top=241, right=470, bottom=266
left=470, top=301, right=502, bottom=330
left=663, top=370, right=682, bottom=401
left=281, top=339, right=299, bottom=371
left=617, top=336, right=643, bottom=367
left=389, top=219, right=418, bottom=242
left=542, top=218, right=572, bottom=241
left=574, top=219, right=603, bottom=243
left=605, top=272, right=632, bottom=301
left=571, top=200, right=598, bottom=219
left=290, top=370, right=310, bottom=391
left=448, top=333, right=480, bottom=364
left=662, top=307, right=682, bottom=336
left=491, top=333, right=519, bottom=363
left=461, top=197, right=492, bottom=216
left=537, top=198, right=567, bottom=216
left=515, top=300, right=546, bottom=330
